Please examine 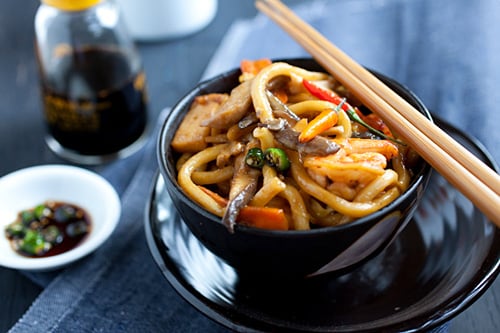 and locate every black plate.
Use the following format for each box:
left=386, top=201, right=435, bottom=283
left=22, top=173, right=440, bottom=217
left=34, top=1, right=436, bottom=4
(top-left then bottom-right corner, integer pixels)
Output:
left=145, top=117, right=499, bottom=333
